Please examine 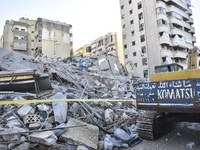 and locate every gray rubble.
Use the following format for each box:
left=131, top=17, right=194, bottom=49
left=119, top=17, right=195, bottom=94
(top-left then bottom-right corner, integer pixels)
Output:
left=0, top=48, right=142, bottom=149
